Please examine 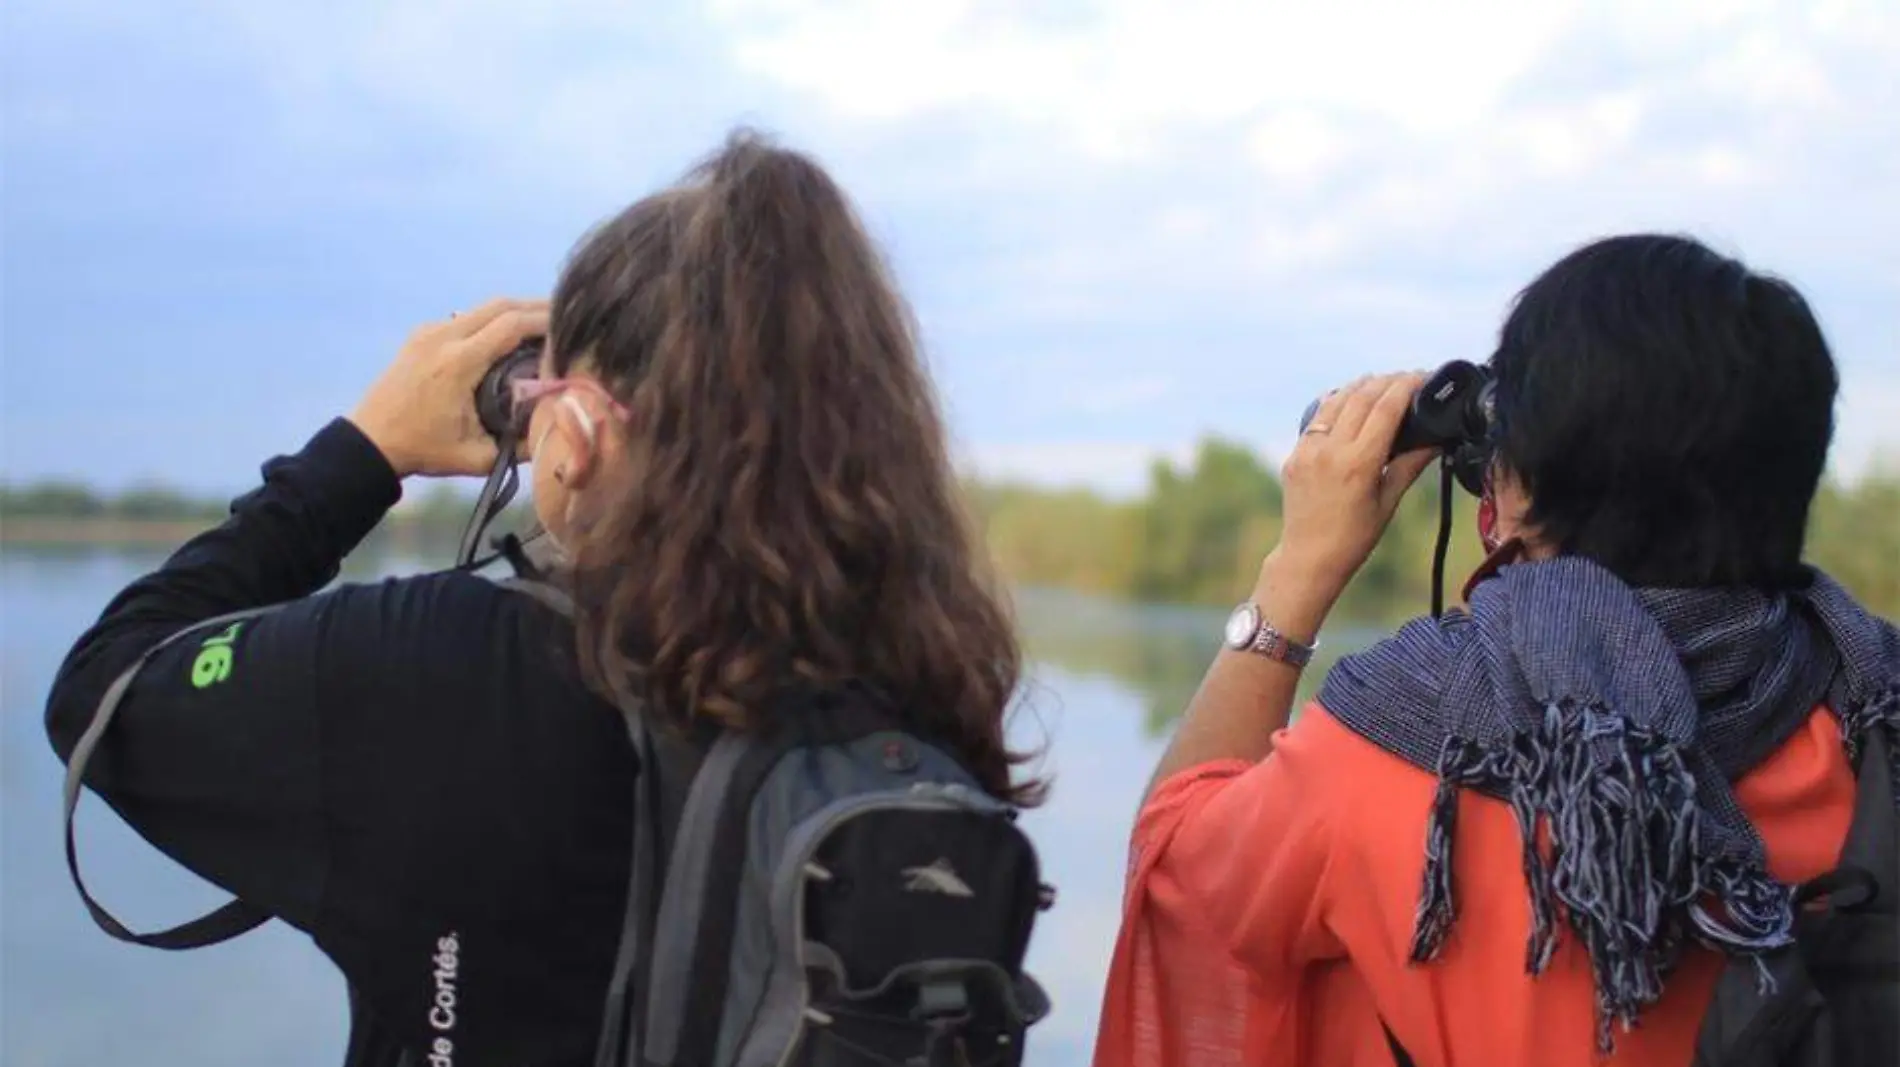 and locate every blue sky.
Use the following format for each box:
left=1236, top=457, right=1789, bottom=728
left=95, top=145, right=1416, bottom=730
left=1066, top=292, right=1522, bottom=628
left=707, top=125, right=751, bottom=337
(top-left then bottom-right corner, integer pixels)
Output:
left=3, top=0, right=1897, bottom=497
